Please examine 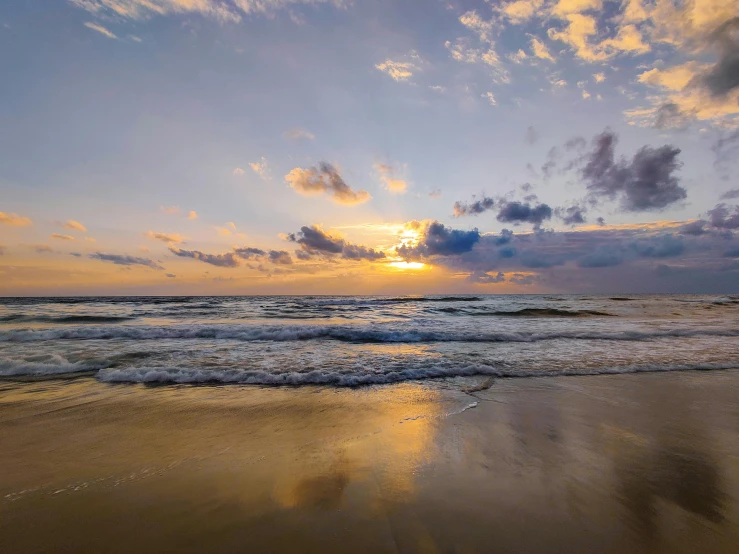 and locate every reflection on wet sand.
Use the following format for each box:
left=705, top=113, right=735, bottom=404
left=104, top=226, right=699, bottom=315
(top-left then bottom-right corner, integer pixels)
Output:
left=1, top=371, right=739, bottom=553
